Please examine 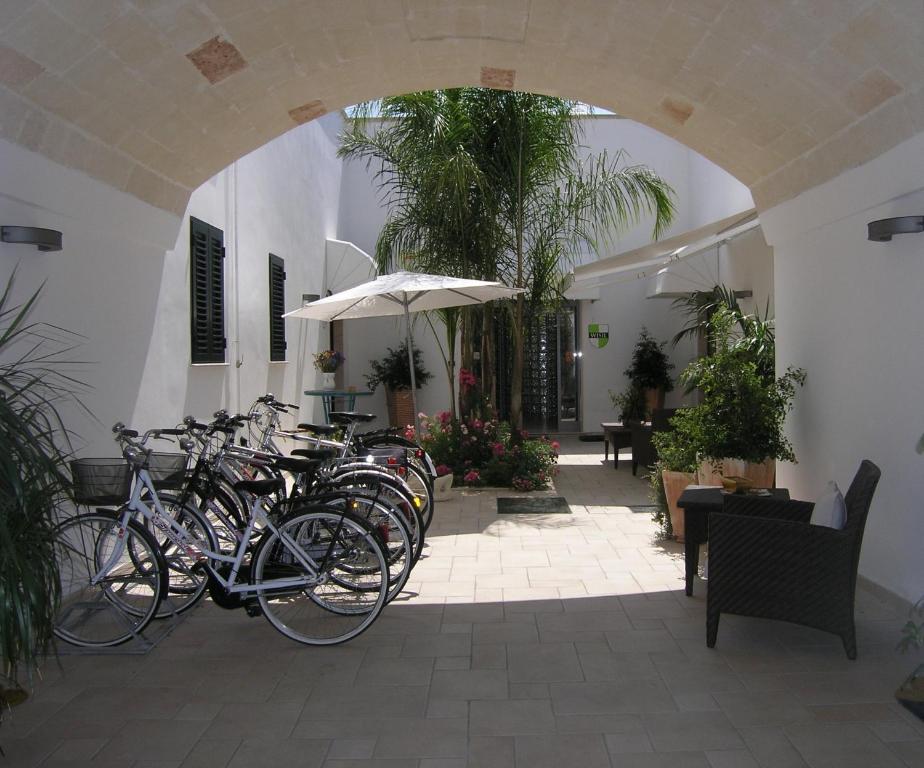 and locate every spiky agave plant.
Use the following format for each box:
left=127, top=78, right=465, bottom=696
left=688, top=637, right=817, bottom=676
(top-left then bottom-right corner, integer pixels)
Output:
left=0, top=272, right=86, bottom=704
